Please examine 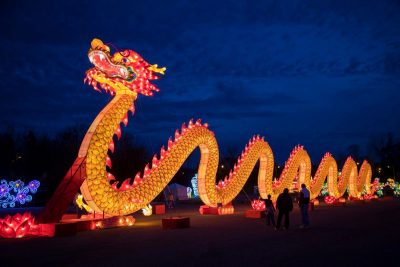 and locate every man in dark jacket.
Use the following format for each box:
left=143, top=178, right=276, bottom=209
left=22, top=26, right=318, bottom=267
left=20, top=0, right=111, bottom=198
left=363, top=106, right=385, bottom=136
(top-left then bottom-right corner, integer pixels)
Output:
left=299, top=183, right=310, bottom=228
left=275, top=188, right=293, bottom=230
